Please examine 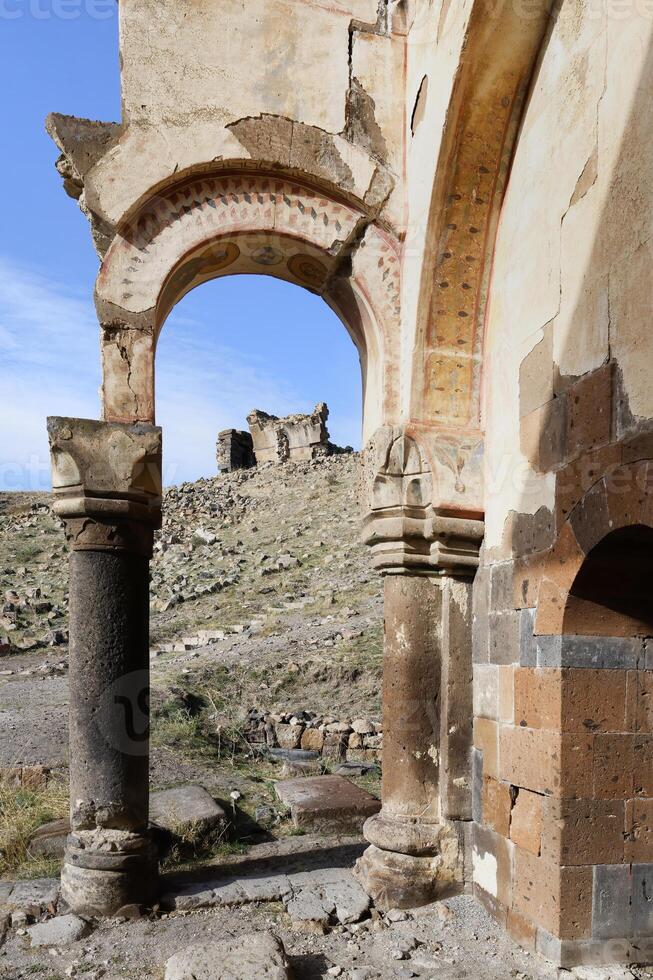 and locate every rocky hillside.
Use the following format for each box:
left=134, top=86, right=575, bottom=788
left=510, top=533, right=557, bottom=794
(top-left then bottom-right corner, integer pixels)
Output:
left=0, top=453, right=383, bottom=739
